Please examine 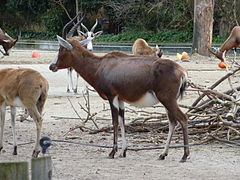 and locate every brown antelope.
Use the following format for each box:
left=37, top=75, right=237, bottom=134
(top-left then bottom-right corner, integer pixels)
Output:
left=209, top=26, right=240, bottom=62
left=0, top=68, right=49, bottom=157
left=0, top=28, right=18, bottom=56
left=63, top=14, right=102, bottom=93
left=49, top=35, right=189, bottom=162
left=132, top=38, right=163, bottom=58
